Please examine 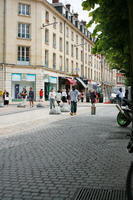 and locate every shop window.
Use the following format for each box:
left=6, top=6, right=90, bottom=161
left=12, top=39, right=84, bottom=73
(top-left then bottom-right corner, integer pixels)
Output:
left=18, top=23, right=30, bottom=39
left=18, top=3, right=30, bottom=16
left=18, top=46, right=30, bottom=64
